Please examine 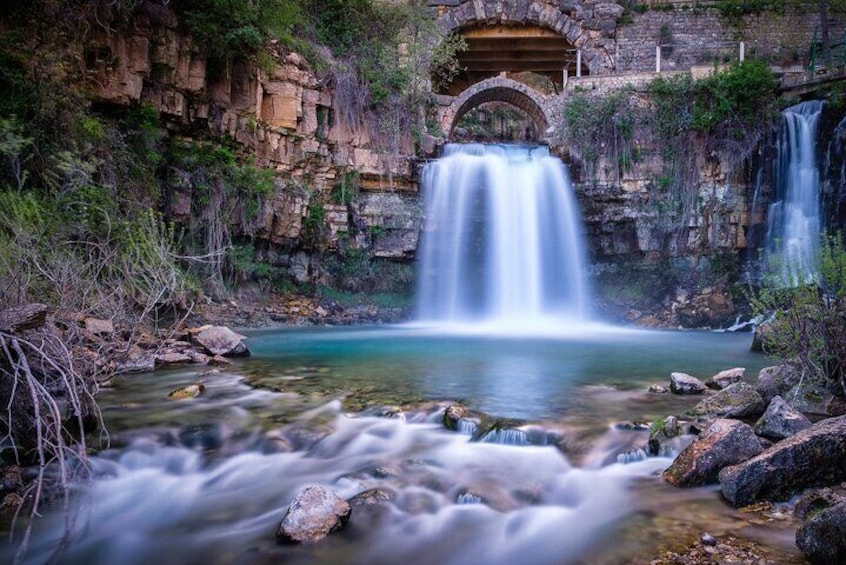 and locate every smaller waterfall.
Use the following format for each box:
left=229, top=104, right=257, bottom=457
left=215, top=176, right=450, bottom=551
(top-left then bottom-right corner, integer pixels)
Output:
left=415, top=143, right=590, bottom=329
left=765, top=100, right=824, bottom=286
